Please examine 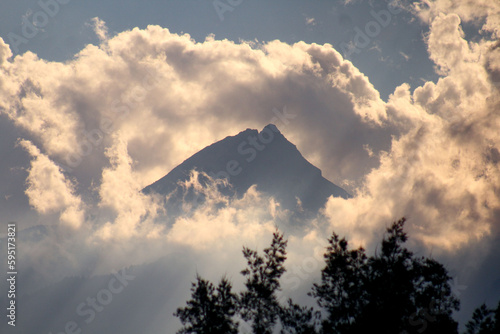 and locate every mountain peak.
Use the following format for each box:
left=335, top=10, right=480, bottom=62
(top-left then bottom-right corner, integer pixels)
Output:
left=143, top=124, right=350, bottom=213
left=263, top=123, right=280, bottom=133
left=234, top=123, right=283, bottom=142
